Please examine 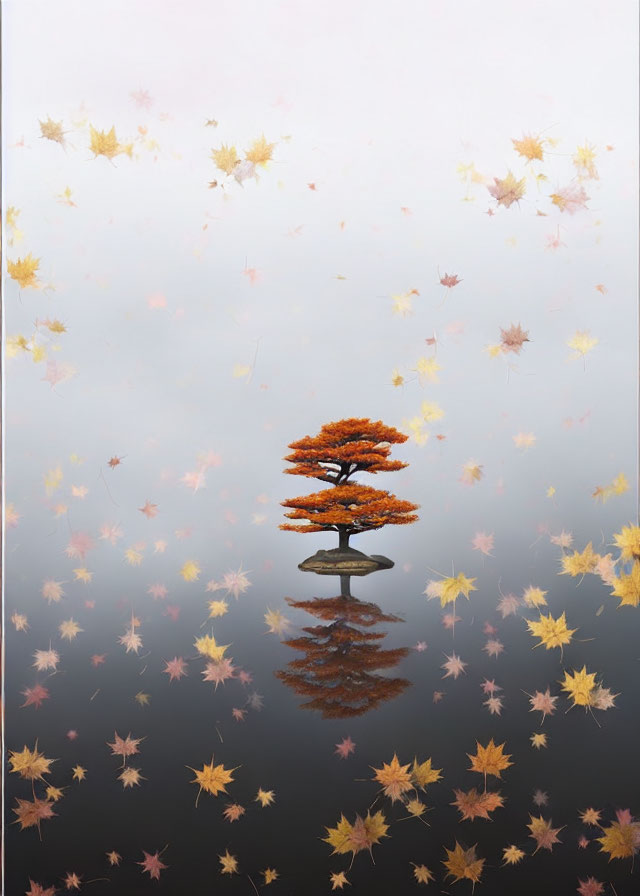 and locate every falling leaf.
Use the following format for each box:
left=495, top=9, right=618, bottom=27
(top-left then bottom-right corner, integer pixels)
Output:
left=512, top=133, right=545, bottom=162
left=8, top=254, right=40, bottom=288
left=211, top=144, right=238, bottom=175
left=219, top=850, right=239, bottom=874
left=372, top=754, right=413, bottom=802
left=245, top=134, right=275, bottom=165
left=467, top=739, right=512, bottom=783
left=180, top=560, right=201, bottom=582
left=550, top=183, right=590, bottom=213
left=528, top=815, right=563, bottom=852
left=188, top=756, right=238, bottom=805
left=527, top=612, right=576, bottom=650
left=442, top=842, right=484, bottom=887
left=452, top=788, right=504, bottom=821
left=411, top=863, right=435, bottom=884
left=138, top=850, right=168, bottom=880
left=488, top=171, right=526, bottom=207
left=502, top=845, right=525, bottom=865
left=561, top=666, right=597, bottom=707
left=568, top=330, right=598, bottom=360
